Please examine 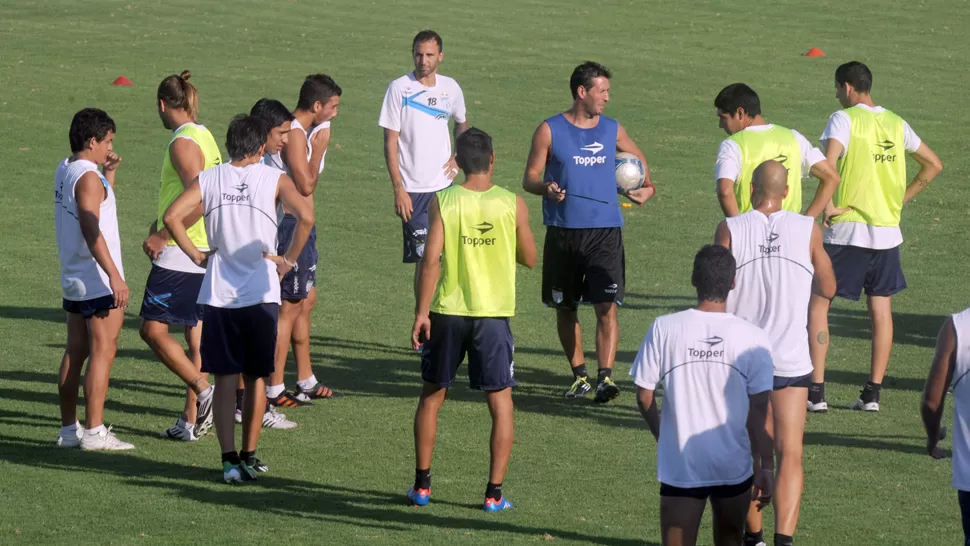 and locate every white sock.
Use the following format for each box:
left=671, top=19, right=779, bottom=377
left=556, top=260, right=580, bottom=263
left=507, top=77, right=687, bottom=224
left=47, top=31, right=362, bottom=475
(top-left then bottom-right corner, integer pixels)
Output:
left=297, top=375, right=318, bottom=391
left=87, top=424, right=106, bottom=435
left=199, top=385, right=214, bottom=399
left=61, top=422, right=79, bottom=436
left=177, top=416, right=193, bottom=428
left=266, top=383, right=286, bottom=399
